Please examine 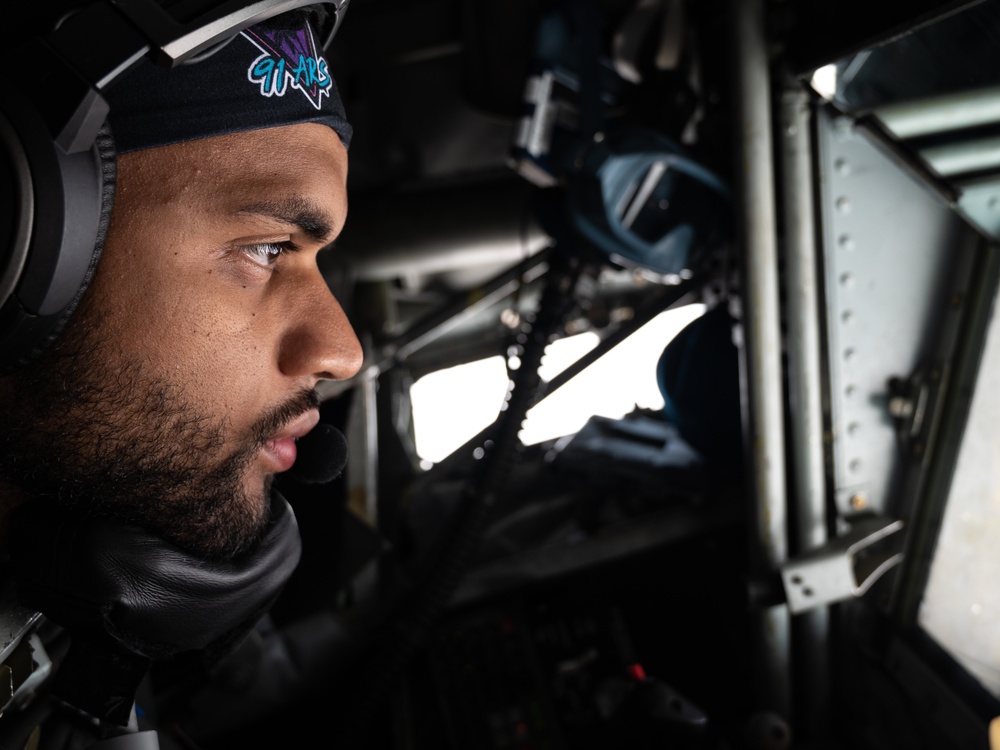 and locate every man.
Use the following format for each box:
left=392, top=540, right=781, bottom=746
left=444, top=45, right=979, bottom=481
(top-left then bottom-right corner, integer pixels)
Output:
left=0, top=3, right=362, bottom=746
